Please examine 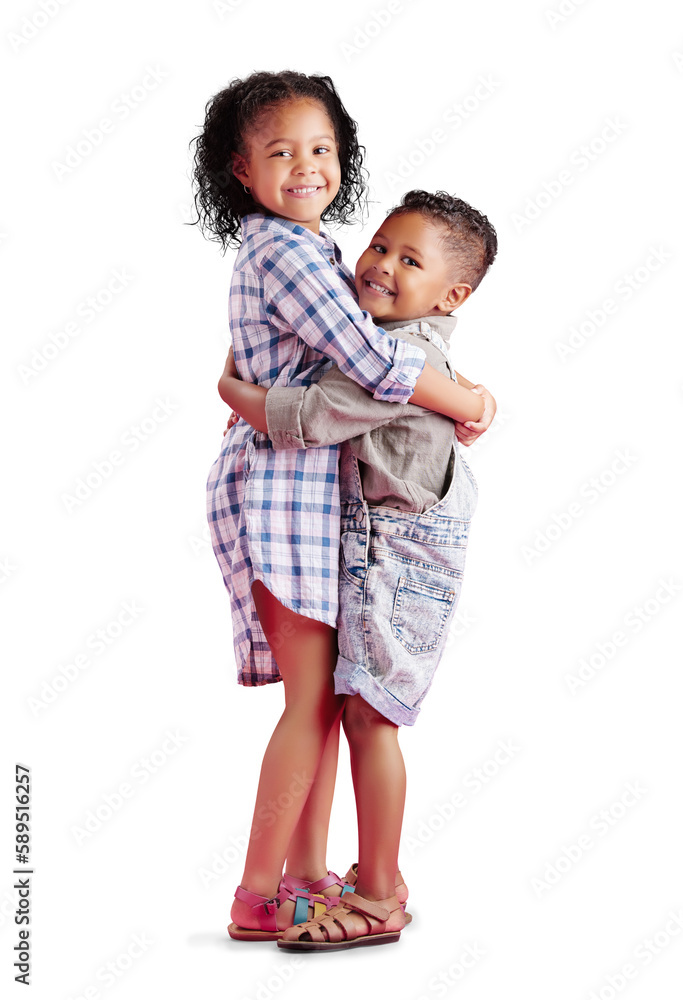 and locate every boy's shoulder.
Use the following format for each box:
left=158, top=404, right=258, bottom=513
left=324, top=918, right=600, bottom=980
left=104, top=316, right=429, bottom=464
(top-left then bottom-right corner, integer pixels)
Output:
left=382, top=315, right=456, bottom=369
